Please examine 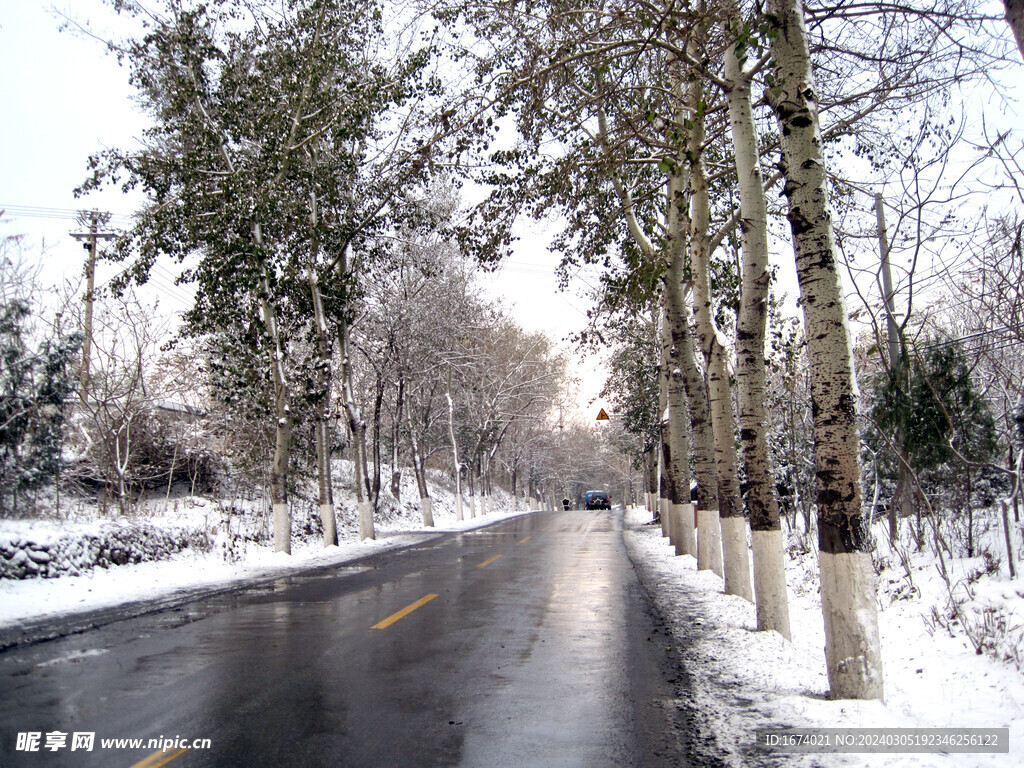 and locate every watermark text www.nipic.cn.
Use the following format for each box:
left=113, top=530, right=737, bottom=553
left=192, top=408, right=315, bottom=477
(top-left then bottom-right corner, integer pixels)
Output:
left=15, top=732, right=212, bottom=753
